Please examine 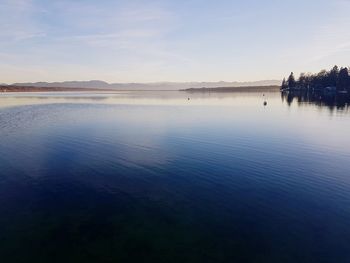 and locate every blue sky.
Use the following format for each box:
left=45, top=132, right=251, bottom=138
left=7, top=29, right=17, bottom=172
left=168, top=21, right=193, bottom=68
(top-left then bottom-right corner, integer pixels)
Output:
left=1, top=0, right=350, bottom=83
